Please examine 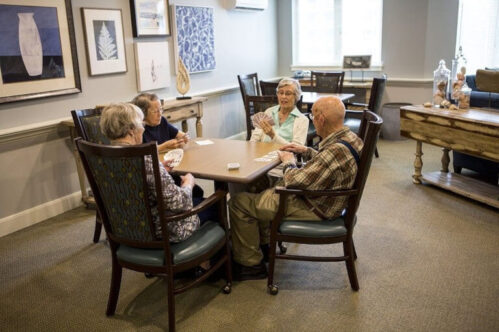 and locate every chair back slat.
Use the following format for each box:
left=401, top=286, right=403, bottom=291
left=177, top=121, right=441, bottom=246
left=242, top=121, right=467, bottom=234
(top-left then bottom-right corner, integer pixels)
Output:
left=76, top=140, right=166, bottom=246
left=367, top=74, right=387, bottom=114
left=260, top=80, right=280, bottom=95
left=345, top=111, right=382, bottom=225
left=311, top=71, right=345, bottom=93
